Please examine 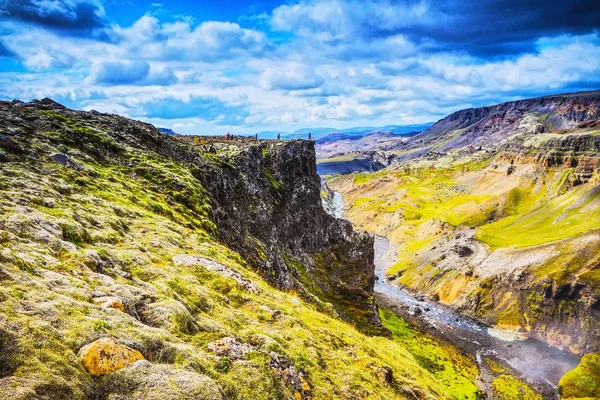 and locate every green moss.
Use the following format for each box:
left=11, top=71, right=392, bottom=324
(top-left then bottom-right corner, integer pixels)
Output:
left=559, top=353, right=600, bottom=399
left=492, top=375, right=543, bottom=400
left=380, top=309, right=482, bottom=400
left=264, top=168, right=283, bottom=190
left=484, top=358, right=510, bottom=375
